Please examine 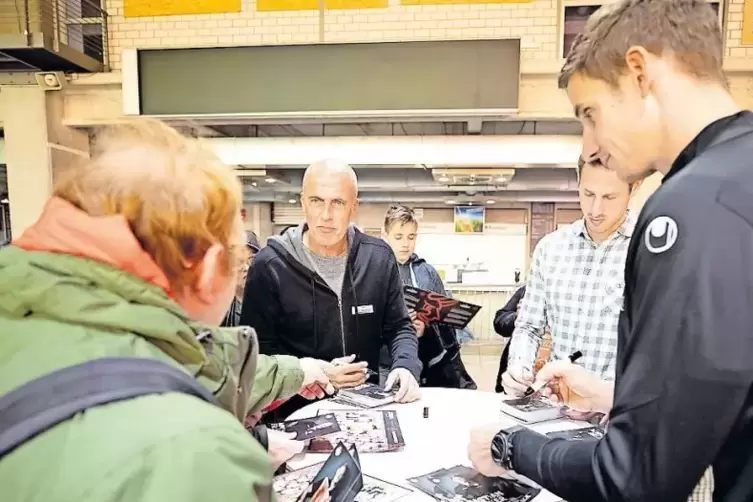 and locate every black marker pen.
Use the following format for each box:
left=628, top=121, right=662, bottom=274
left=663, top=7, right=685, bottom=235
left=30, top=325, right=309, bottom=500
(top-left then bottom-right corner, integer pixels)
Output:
left=522, top=350, right=583, bottom=398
